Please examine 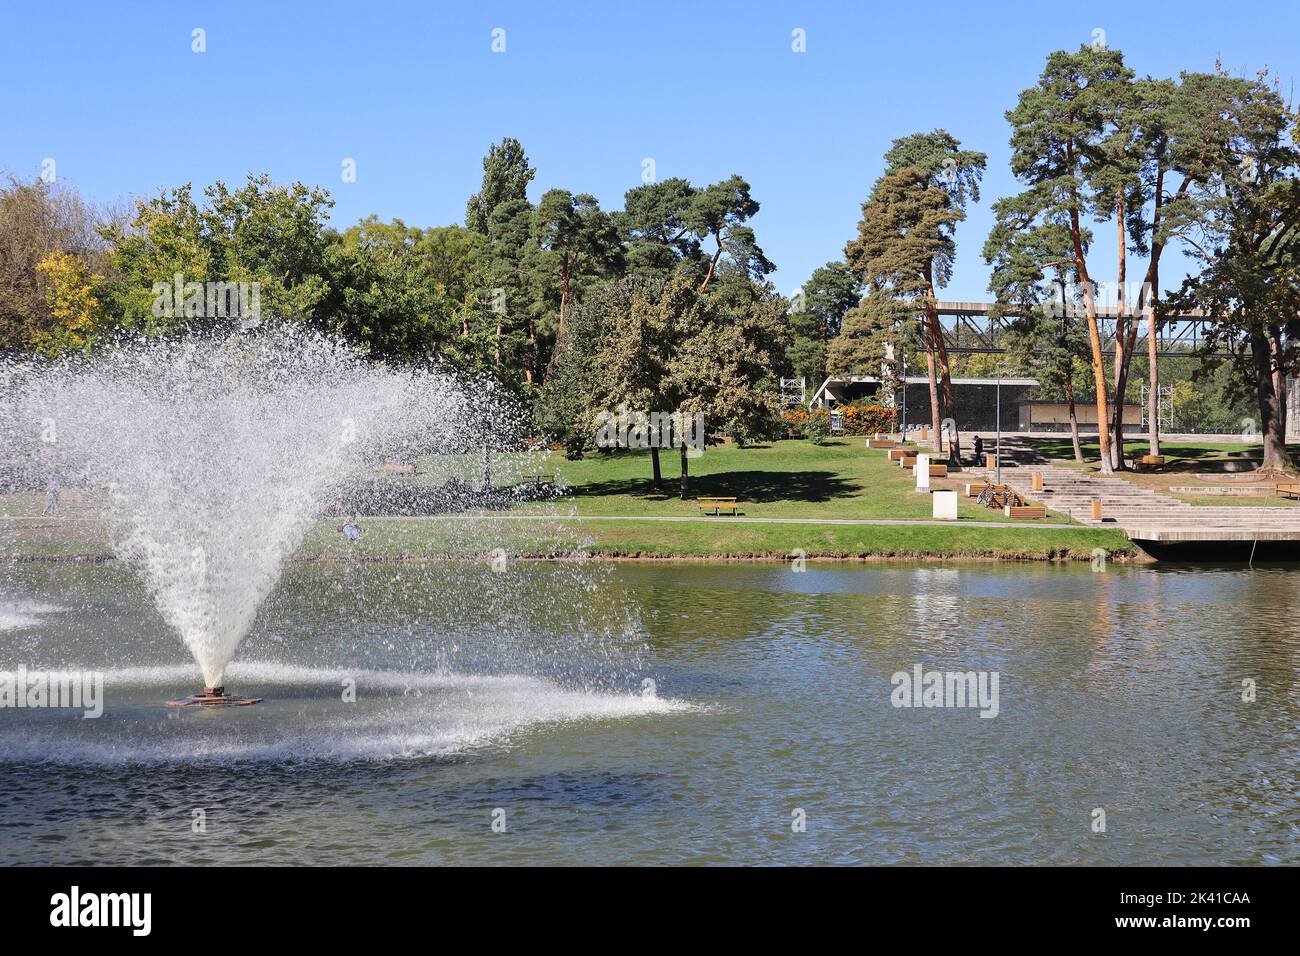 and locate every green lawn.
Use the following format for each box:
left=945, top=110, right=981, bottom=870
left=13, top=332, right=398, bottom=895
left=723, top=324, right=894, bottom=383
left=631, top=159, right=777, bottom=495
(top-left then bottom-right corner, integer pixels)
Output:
left=300, top=516, right=1135, bottom=562
left=499, top=439, right=1067, bottom=523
